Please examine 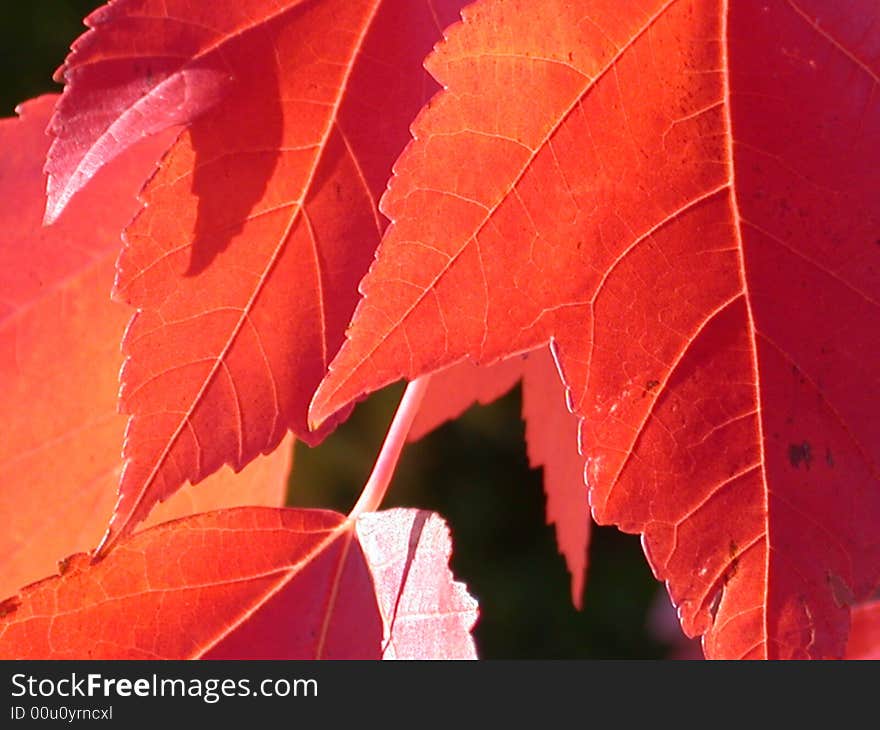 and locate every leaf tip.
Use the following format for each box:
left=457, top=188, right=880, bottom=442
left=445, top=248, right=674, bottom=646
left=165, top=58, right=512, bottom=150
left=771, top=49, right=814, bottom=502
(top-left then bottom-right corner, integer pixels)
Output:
left=42, top=151, right=71, bottom=226
left=93, top=488, right=132, bottom=560
left=307, top=384, right=334, bottom=433
left=92, top=526, right=118, bottom=561
left=41, top=199, right=63, bottom=226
